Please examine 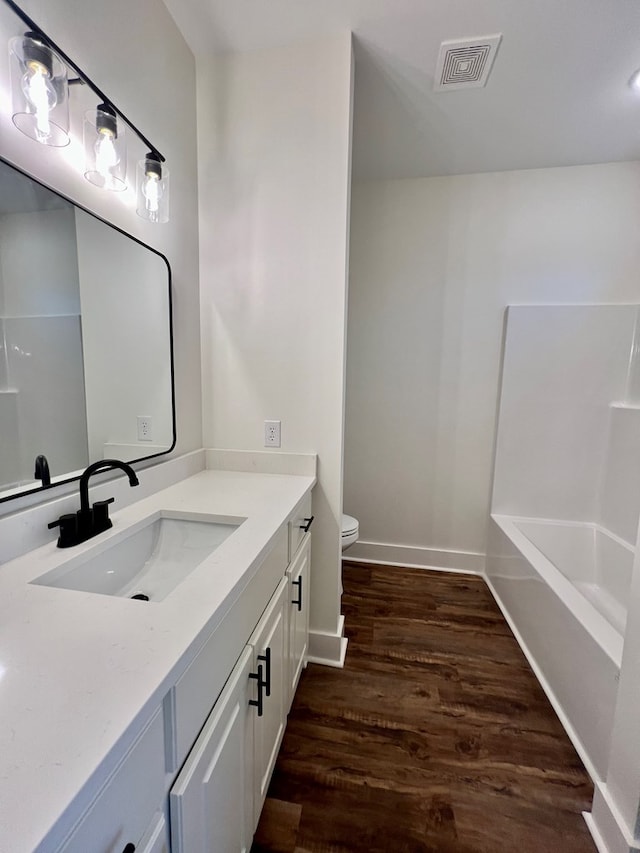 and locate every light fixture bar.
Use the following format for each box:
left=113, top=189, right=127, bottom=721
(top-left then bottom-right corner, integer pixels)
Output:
left=3, top=0, right=165, bottom=163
